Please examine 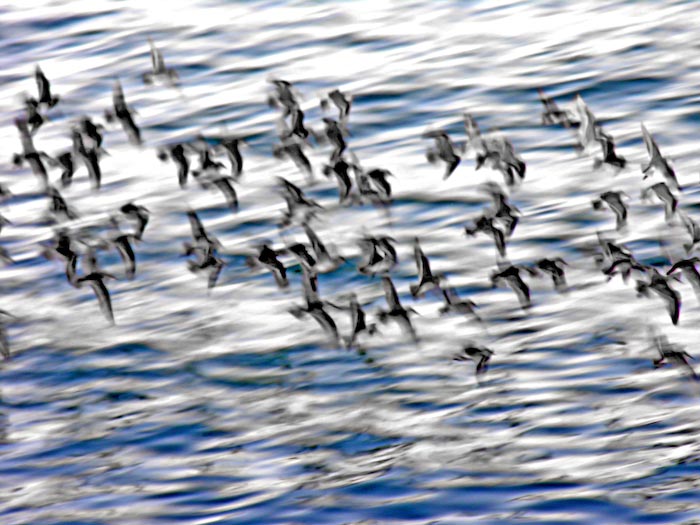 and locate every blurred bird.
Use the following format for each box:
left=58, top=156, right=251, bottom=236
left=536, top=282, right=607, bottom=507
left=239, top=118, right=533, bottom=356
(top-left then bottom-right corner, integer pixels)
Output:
left=592, top=191, right=629, bottom=230
left=409, top=237, right=441, bottom=297
left=76, top=272, right=117, bottom=325
left=32, top=65, right=60, bottom=108
left=423, top=129, right=461, bottom=179
left=320, top=89, right=352, bottom=124
left=538, top=88, right=575, bottom=127
left=641, top=124, right=679, bottom=190
left=641, top=182, right=677, bottom=222
left=490, top=264, right=537, bottom=309
left=377, top=276, right=419, bottom=342
left=157, top=143, right=190, bottom=187
left=105, top=80, right=141, bottom=146
left=143, top=38, right=178, bottom=85
left=454, top=344, right=493, bottom=376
